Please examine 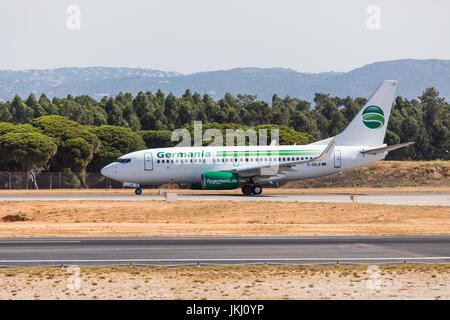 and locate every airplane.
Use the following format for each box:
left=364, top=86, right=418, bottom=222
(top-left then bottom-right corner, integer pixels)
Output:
left=101, top=80, right=414, bottom=196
